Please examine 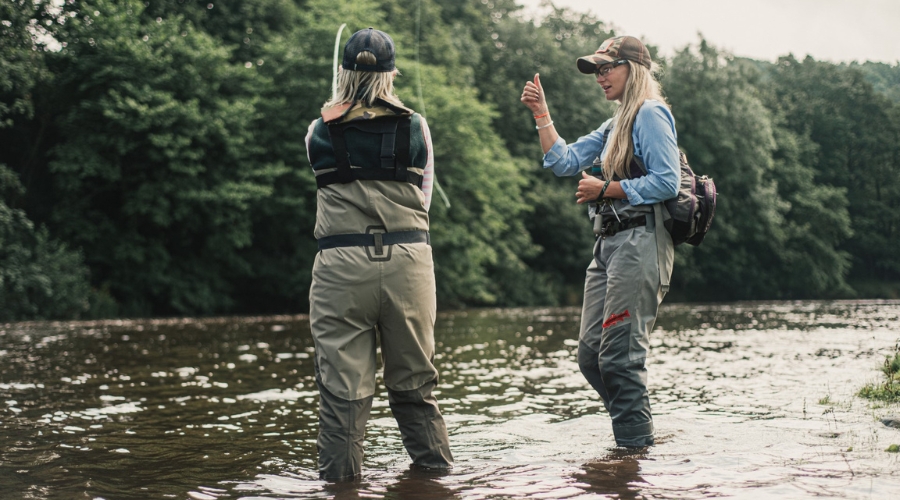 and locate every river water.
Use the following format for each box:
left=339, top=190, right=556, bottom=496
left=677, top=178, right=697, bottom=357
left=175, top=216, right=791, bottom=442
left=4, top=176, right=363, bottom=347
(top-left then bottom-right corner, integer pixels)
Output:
left=1, top=301, right=899, bottom=499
